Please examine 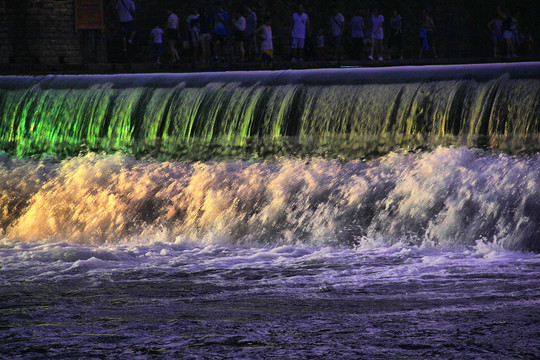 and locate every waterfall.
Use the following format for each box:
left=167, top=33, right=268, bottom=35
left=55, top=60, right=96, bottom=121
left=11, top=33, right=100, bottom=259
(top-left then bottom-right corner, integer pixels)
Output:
left=1, top=63, right=539, bottom=159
